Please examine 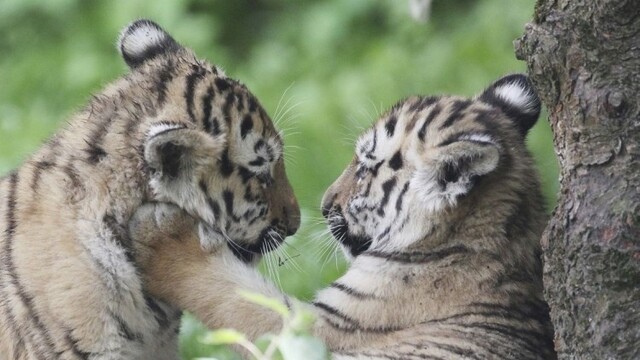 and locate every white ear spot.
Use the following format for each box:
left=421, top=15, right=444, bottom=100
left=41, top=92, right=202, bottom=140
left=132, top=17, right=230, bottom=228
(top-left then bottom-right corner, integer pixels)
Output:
left=478, top=74, right=541, bottom=136
left=494, top=82, right=537, bottom=114
left=120, top=25, right=166, bottom=57
left=118, top=19, right=180, bottom=68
